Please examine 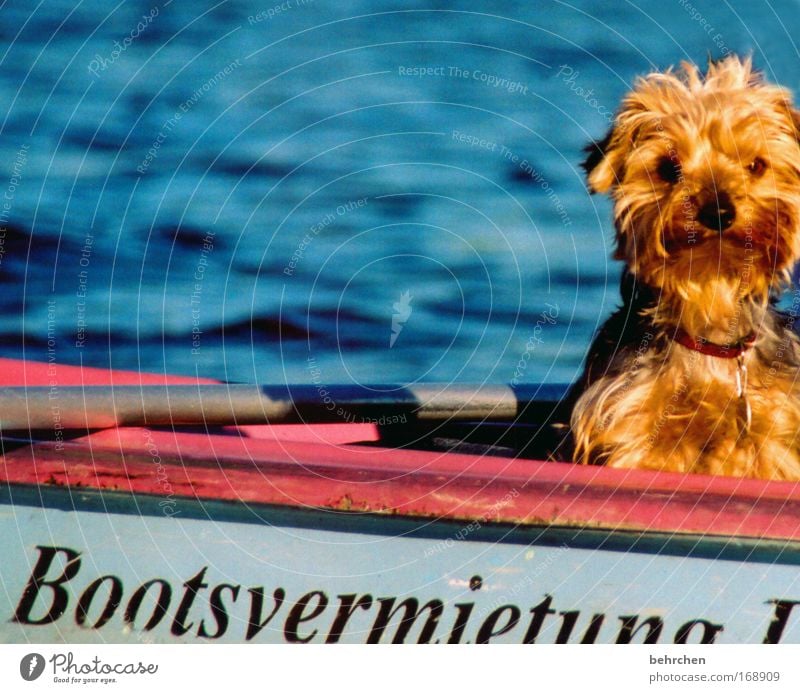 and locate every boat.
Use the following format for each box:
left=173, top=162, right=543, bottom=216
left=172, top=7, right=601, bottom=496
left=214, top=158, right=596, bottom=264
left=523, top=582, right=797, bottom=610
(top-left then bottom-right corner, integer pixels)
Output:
left=1, top=356, right=799, bottom=644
